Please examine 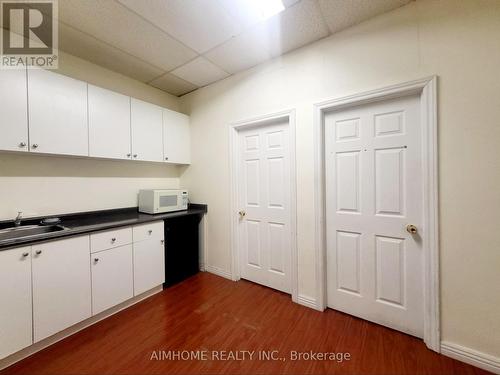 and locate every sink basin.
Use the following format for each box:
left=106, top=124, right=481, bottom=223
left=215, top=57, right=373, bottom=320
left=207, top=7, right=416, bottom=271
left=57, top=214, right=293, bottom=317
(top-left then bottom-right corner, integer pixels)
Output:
left=0, top=225, right=68, bottom=242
